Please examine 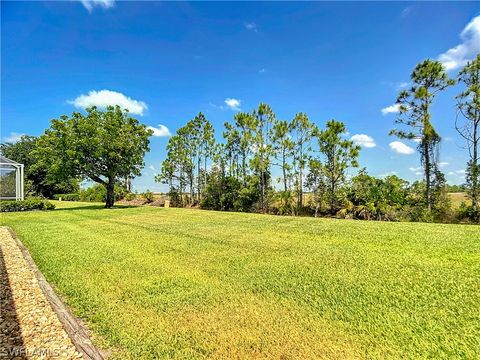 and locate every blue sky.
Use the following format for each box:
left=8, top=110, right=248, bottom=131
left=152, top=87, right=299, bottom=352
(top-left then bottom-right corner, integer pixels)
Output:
left=2, top=1, right=479, bottom=191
